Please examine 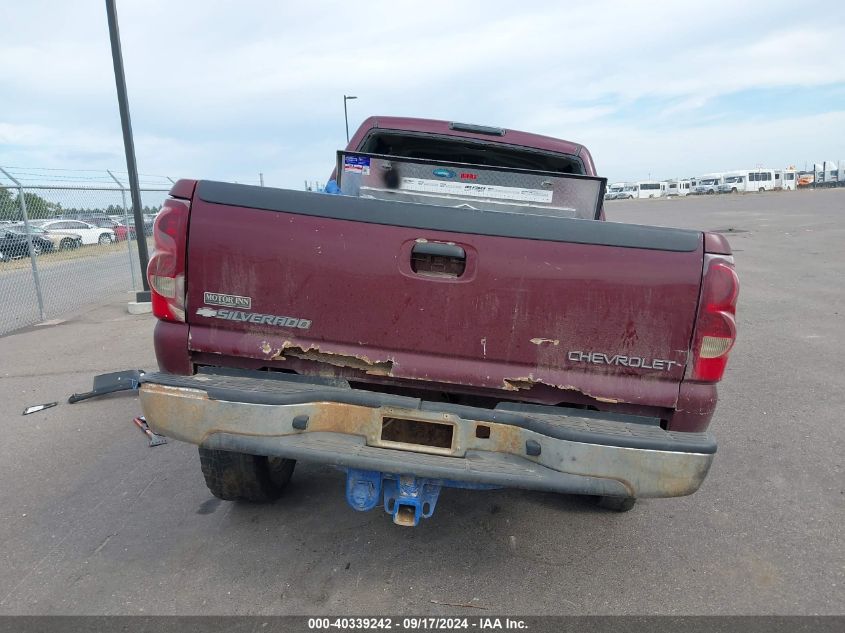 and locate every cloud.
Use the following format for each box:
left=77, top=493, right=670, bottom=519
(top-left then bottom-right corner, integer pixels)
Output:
left=1, top=0, right=844, bottom=186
